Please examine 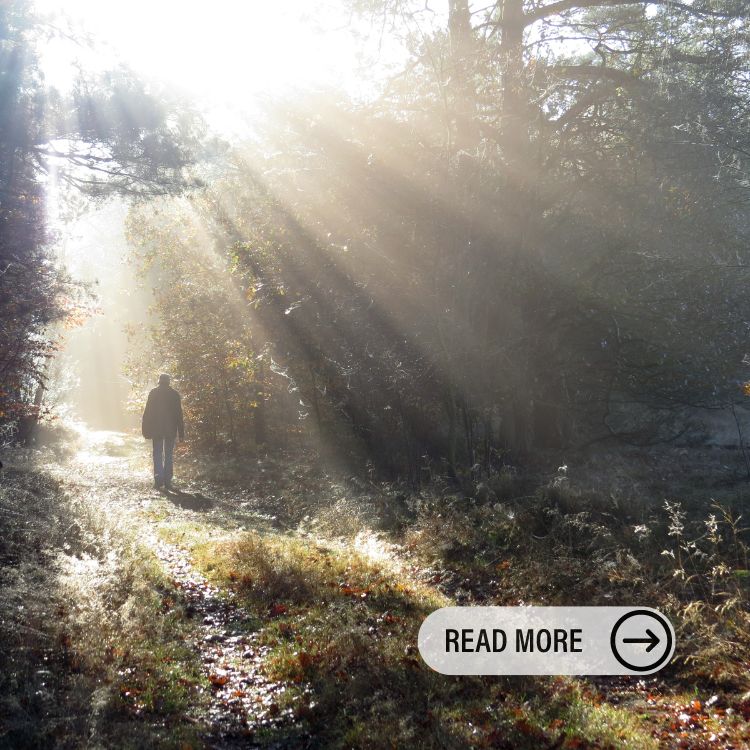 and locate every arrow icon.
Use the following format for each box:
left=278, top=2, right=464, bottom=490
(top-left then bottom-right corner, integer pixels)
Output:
left=610, top=610, right=674, bottom=672
left=622, top=628, right=660, bottom=653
